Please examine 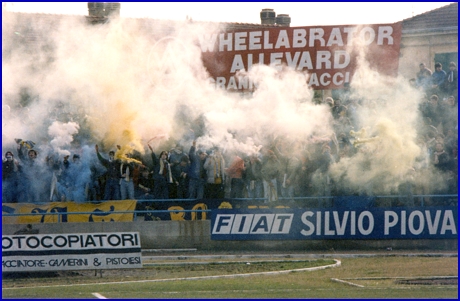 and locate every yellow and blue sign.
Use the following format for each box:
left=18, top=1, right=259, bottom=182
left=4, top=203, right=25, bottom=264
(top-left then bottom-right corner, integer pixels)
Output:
left=2, top=200, right=136, bottom=224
